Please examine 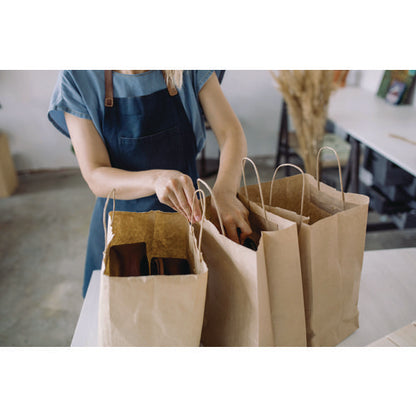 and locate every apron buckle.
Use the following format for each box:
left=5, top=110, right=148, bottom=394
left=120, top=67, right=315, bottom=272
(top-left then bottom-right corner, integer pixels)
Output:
left=105, top=97, right=114, bottom=107
left=167, top=85, right=178, bottom=96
